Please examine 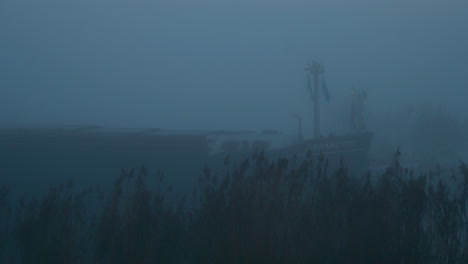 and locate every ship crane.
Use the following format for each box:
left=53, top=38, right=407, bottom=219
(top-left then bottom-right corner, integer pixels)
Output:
left=305, top=60, right=326, bottom=139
